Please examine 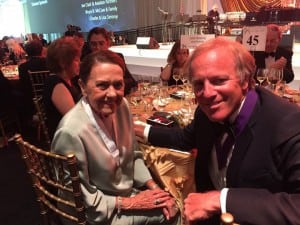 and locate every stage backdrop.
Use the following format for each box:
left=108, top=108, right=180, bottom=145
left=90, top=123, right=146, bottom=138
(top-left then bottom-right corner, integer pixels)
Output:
left=22, top=0, right=137, bottom=33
